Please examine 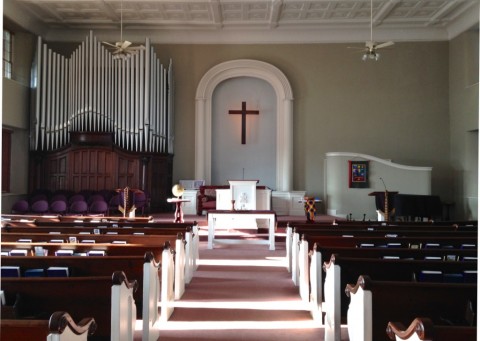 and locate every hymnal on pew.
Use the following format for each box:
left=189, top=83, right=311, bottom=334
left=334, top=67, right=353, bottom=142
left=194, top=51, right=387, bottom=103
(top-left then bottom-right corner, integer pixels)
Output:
left=1, top=266, right=20, bottom=277
left=24, top=268, right=45, bottom=277
left=88, top=250, right=106, bottom=256
left=47, top=267, right=69, bottom=277
left=9, top=249, right=28, bottom=256
left=55, top=250, right=74, bottom=256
